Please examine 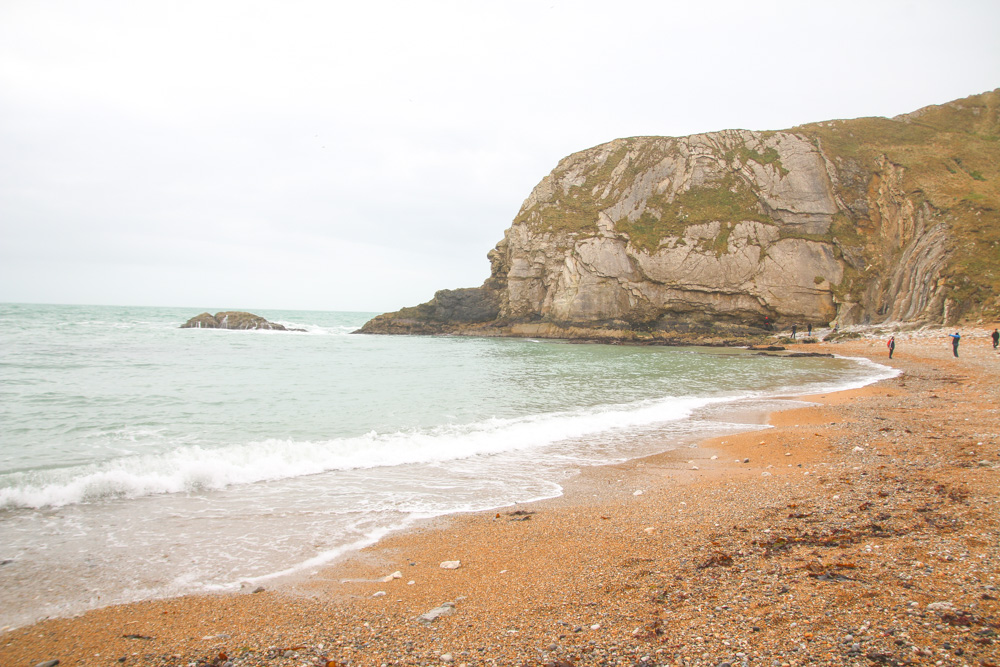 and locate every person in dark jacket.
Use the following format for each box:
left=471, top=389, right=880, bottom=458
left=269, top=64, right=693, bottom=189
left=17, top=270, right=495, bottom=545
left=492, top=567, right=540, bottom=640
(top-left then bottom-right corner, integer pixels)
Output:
left=949, top=332, right=961, bottom=357
left=887, top=336, right=895, bottom=359
left=992, top=328, right=999, bottom=349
